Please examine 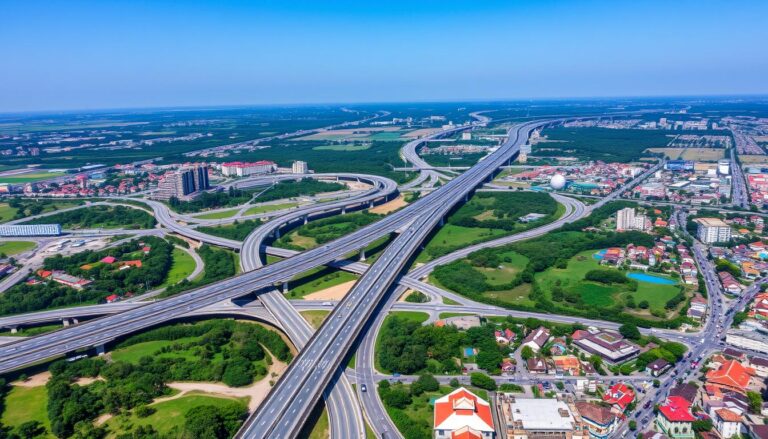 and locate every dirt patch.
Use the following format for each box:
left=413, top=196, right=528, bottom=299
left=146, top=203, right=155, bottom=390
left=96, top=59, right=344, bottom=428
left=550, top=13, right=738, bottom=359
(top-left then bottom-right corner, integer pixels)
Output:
left=302, top=280, right=356, bottom=301
left=343, top=181, right=372, bottom=191
left=95, top=413, right=113, bottom=426
left=14, top=371, right=50, bottom=387
left=160, top=355, right=289, bottom=412
left=75, top=376, right=103, bottom=386
left=397, top=289, right=418, bottom=302
left=369, top=195, right=407, bottom=214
